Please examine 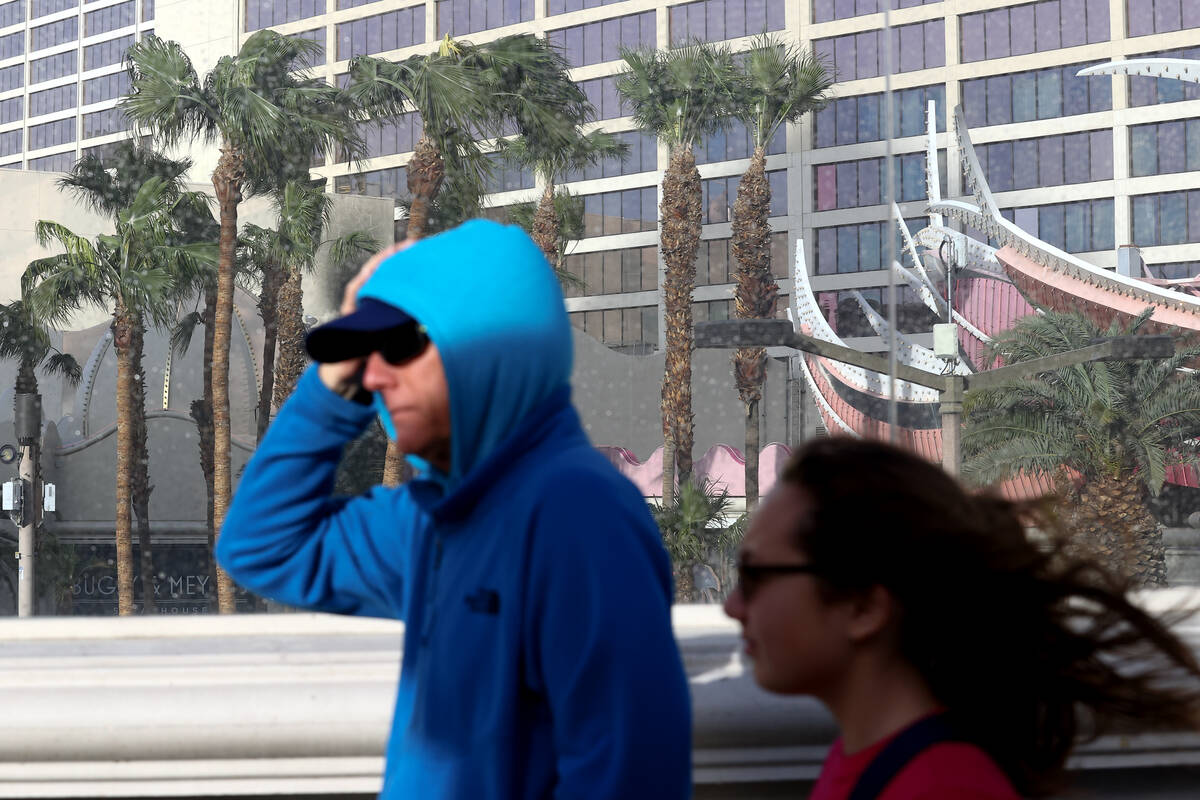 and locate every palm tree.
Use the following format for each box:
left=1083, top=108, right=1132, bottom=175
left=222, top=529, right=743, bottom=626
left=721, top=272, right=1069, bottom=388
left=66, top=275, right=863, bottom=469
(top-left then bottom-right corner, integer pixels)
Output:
left=963, top=309, right=1200, bottom=586
left=24, top=177, right=216, bottom=615
left=0, top=300, right=82, bottom=400
left=617, top=42, right=737, bottom=503
left=729, top=38, right=832, bottom=510
left=652, top=479, right=744, bottom=603
left=348, top=33, right=583, bottom=485
left=259, top=181, right=378, bottom=416
left=506, top=191, right=586, bottom=290
left=58, top=141, right=202, bottom=614
left=122, top=32, right=363, bottom=612
left=495, top=130, right=627, bottom=266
